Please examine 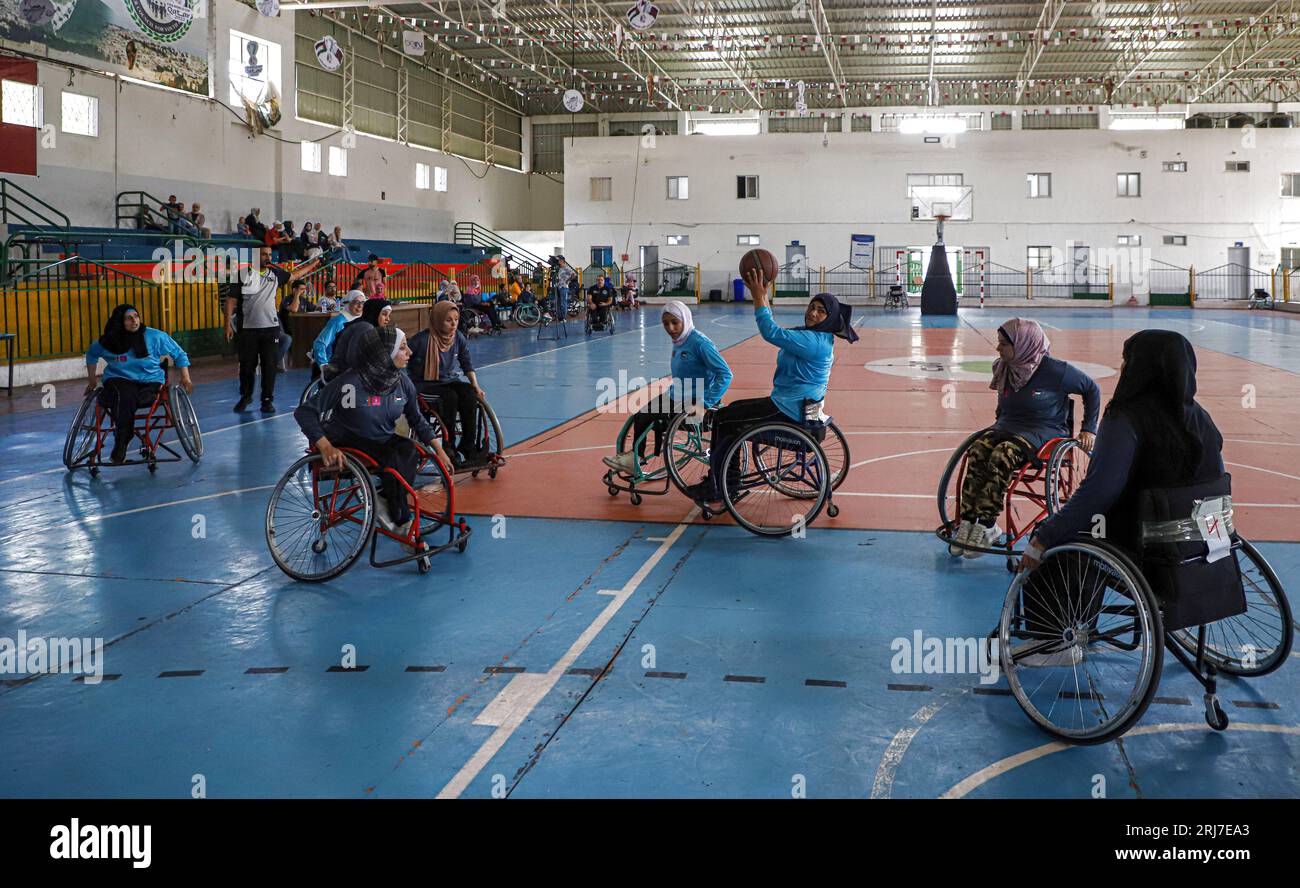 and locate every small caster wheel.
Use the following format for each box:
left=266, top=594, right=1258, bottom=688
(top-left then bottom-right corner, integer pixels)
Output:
left=90, top=467, right=99, bottom=478
left=489, top=467, right=498, bottom=479
left=1205, top=696, right=1229, bottom=731
left=148, top=462, right=157, bottom=473
left=311, top=539, right=328, bottom=554
left=630, top=492, right=642, bottom=505
left=701, top=507, right=713, bottom=520
left=1006, top=558, right=1017, bottom=573
left=457, top=538, right=468, bottom=553
left=472, top=470, right=480, bottom=478
left=417, top=555, right=432, bottom=573
left=602, top=471, right=613, bottom=485
left=826, top=503, right=839, bottom=518
left=608, top=485, right=619, bottom=497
